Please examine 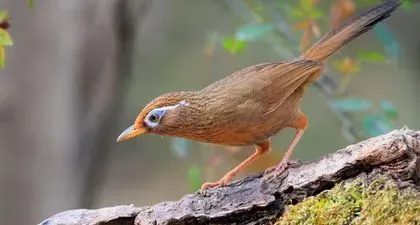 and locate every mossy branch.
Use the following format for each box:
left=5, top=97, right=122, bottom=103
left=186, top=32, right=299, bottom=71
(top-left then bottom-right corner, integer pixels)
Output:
left=40, top=128, right=420, bottom=225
